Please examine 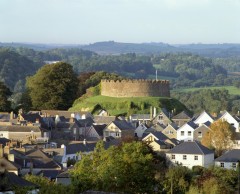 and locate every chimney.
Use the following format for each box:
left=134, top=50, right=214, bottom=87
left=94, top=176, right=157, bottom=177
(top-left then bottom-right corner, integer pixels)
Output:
left=153, top=107, right=157, bottom=118
left=3, top=143, right=10, bottom=155
left=83, top=139, right=87, bottom=145
left=36, top=118, right=39, bottom=123
left=8, top=154, right=14, bottom=162
left=0, top=144, right=3, bottom=158
left=10, top=111, right=14, bottom=119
